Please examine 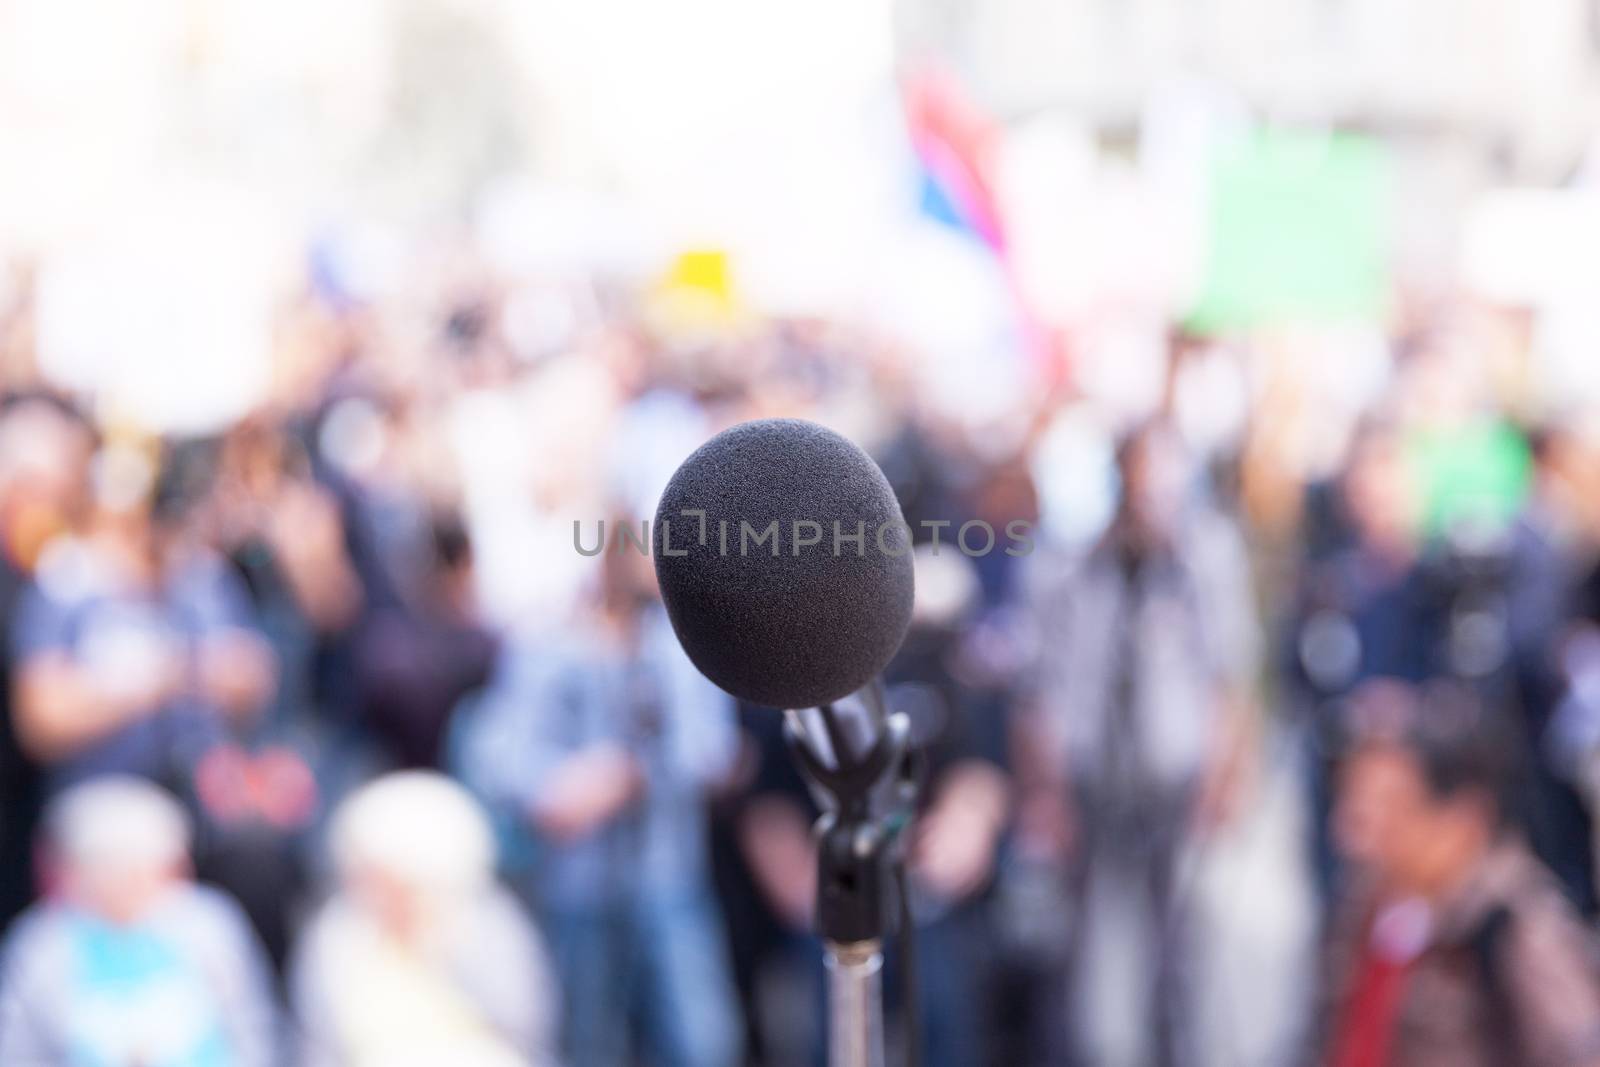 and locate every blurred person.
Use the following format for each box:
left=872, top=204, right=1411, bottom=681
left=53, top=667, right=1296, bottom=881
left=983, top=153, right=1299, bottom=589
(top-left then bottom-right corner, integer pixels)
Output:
left=314, top=391, right=496, bottom=769
left=10, top=437, right=276, bottom=792
left=1301, top=413, right=1594, bottom=915
left=203, top=417, right=359, bottom=824
left=711, top=707, right=821, bottom=1067
left=0, top=394, right=94, bottom=931
left=7, top=440, right=304, bottom=960
left=1019, top=418, right=1260, bottom=1067
left=453, top=533, right=743, bottom=1067
left=1286, top=416, right=1435, bottom=901
left=291, top=771, right=559, bottom=1067
left=890, top=548, right=1012, bottom=1067
left=1318, top=679, right=1600, bottom=1067
left=1501, top=423, right=1599, bottom=915
left=211, top=416, right=364, bottom=658
left=1548, top=445, right=1600, bottom=911
left=350, top=504, right=494, bottom=764
left=0, top=776, right=277, bottom=1067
